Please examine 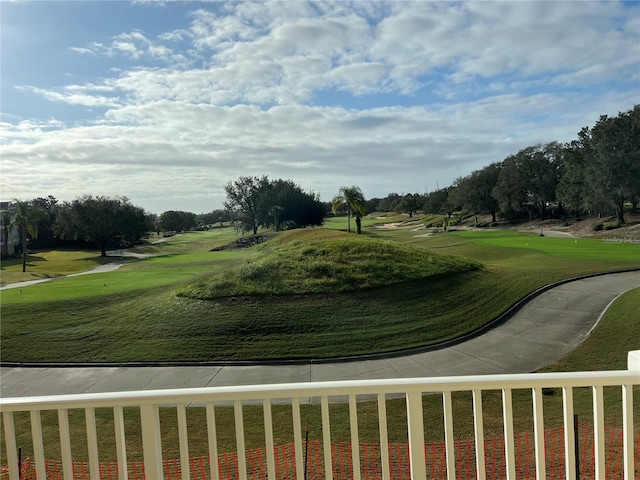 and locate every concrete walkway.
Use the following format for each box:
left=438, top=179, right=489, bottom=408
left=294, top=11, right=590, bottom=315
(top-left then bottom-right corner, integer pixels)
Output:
left=1, top=270, right=639, bottom=398
left=0, top=251, right=152, bottom=291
